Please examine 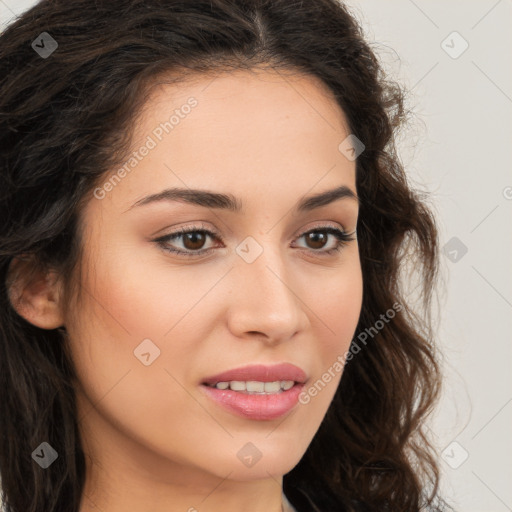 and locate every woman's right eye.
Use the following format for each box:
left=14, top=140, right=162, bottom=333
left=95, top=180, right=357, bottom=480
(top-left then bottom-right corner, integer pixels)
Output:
left=154, top=227, right=222, bottom=258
